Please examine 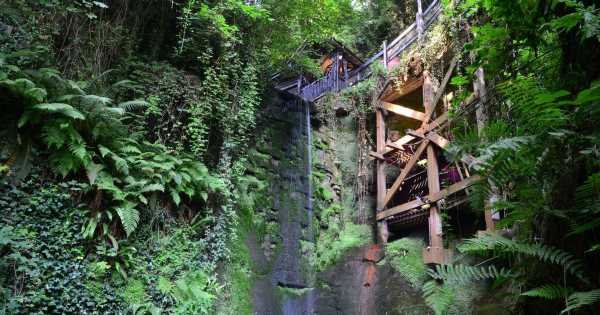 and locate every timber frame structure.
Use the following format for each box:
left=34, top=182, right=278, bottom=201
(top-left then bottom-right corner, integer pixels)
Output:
left=372, top=58, right=496, bottom=264
left=274, top=0, right=496, bottom=265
